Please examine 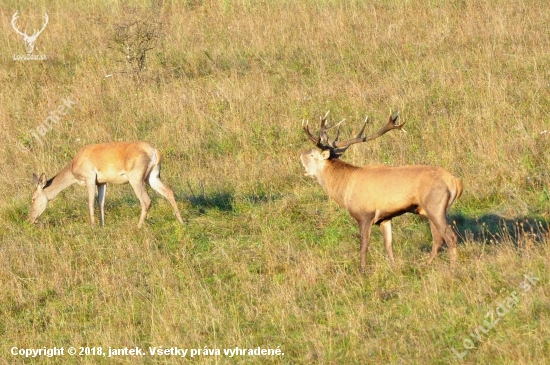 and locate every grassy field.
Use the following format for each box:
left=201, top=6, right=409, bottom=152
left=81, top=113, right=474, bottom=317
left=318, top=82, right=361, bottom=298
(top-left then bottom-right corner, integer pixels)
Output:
left=1, top=0, right=550, bottom=363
